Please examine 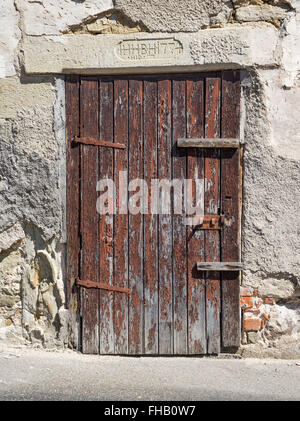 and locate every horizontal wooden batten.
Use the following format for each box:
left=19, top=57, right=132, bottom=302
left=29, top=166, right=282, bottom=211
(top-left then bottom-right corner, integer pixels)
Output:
left=177, top=138, right=240, bottom=148
left=76, top=279, right=131, bottom=295
left=197, top=262, right=243, bottom=271
left=73, top=136, right=126, bottom=149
